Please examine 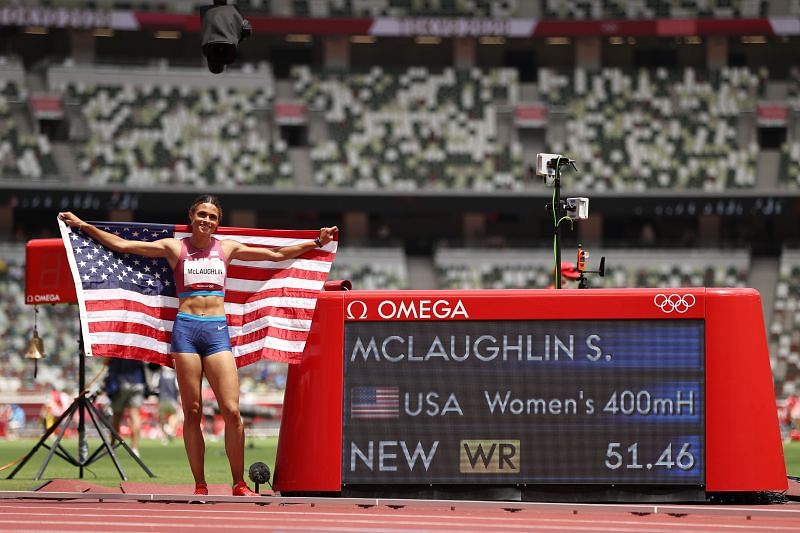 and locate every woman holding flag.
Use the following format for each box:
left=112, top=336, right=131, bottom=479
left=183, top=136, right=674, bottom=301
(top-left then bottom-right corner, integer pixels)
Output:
left=59, top=195, right=337, bottom=497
